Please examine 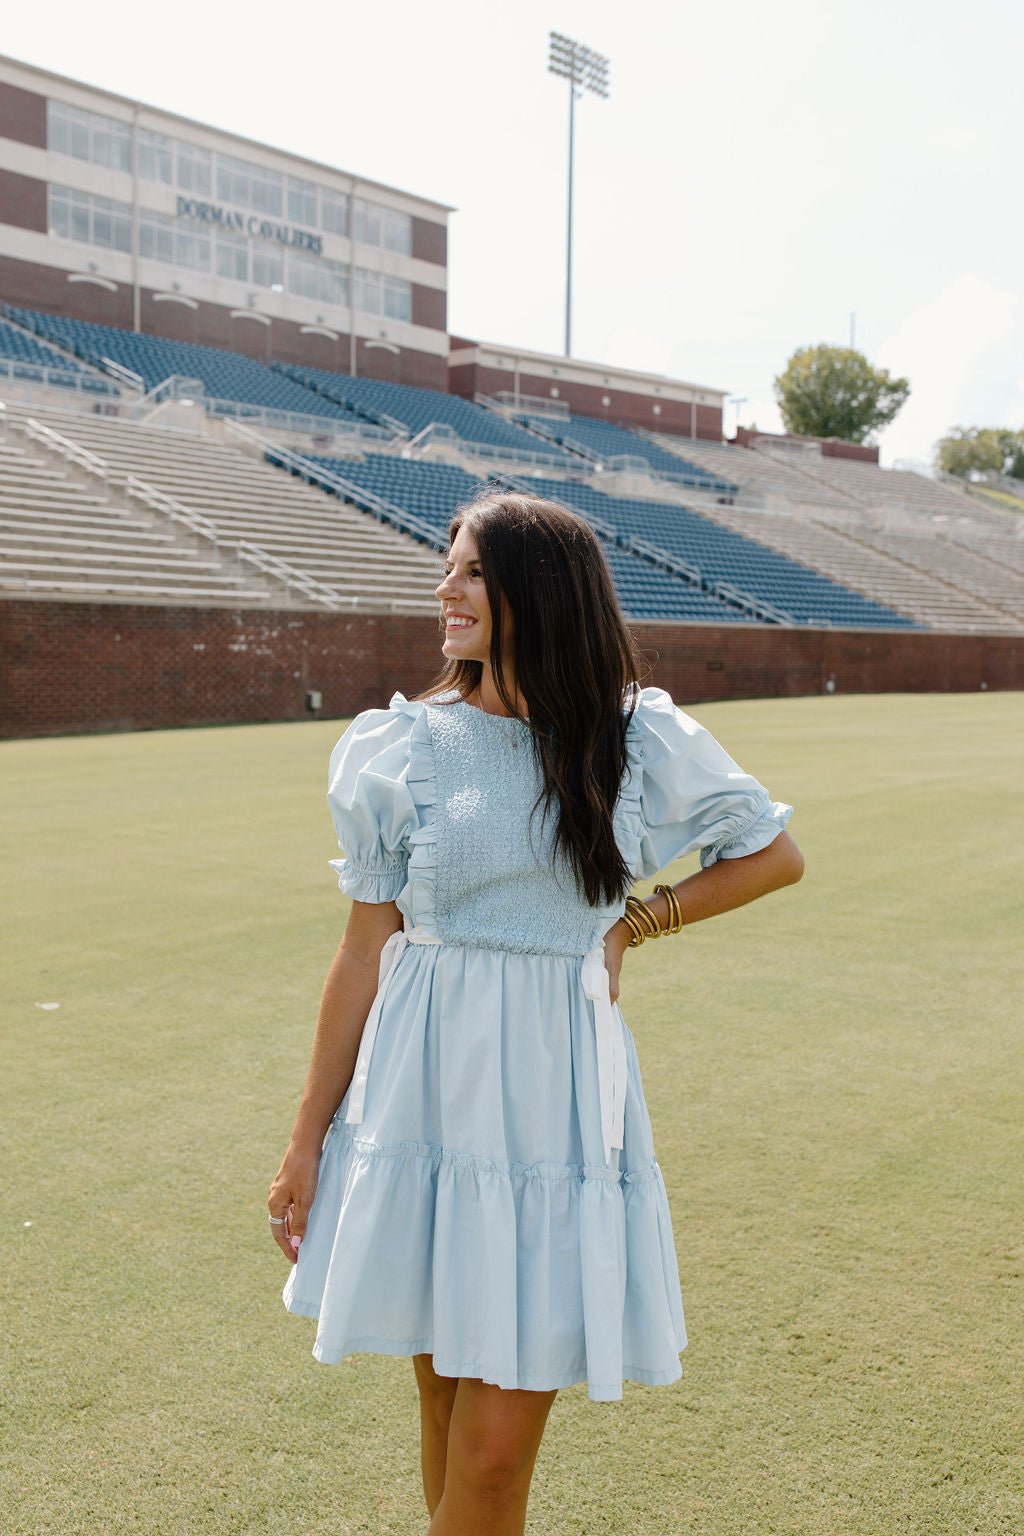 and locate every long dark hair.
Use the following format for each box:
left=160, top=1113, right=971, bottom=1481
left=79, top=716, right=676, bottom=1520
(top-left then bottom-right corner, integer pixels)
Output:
left=422, top=492, right=642, bottom=906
